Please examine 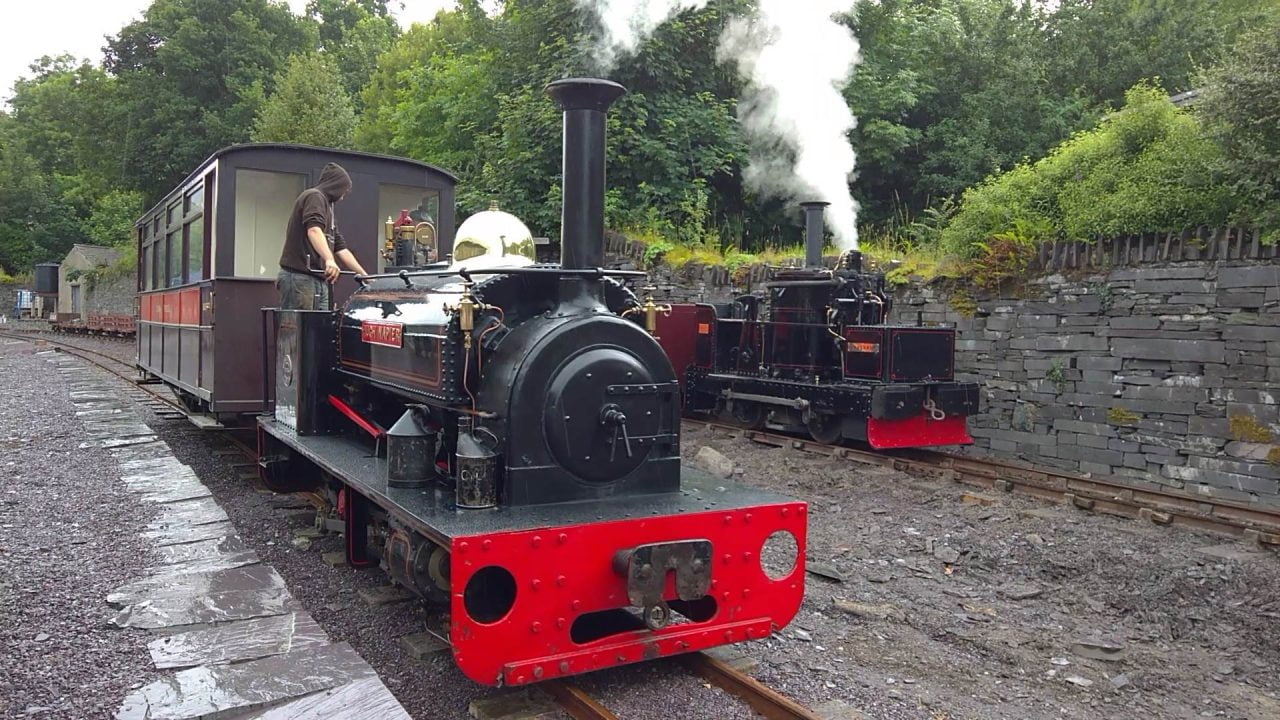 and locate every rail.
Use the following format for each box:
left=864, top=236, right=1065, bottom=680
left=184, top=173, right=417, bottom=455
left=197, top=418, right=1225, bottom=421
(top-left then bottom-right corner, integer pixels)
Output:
left=5, top=329, right=836, bottom=719
left=538, top=652, right=824, bottom=720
